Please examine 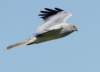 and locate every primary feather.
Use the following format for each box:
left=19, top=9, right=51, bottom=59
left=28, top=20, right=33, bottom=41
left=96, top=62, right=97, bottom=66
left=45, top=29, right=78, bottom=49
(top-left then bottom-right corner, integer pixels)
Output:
left=7, top=37, right=37, bottom=50
left=39, top=8, right=64, bottom=20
